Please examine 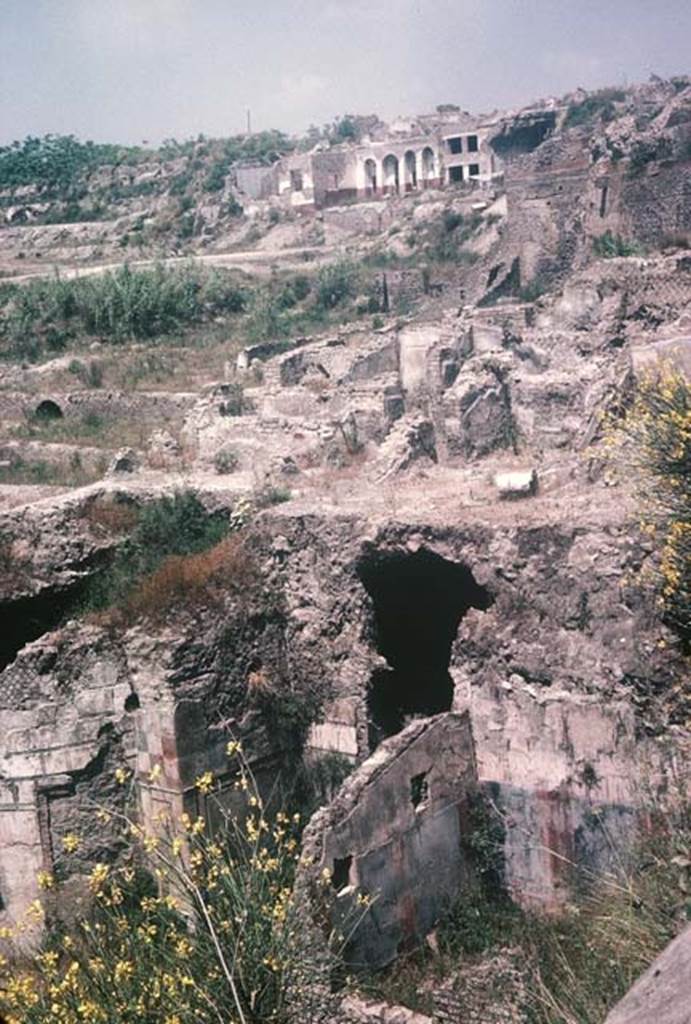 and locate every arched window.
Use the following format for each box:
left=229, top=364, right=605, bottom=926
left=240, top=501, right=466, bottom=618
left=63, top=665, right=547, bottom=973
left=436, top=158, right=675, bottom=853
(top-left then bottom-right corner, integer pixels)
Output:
left=382, top=154, right=400, bottom=195
left=364, top=158, right=378, bottom=195
left=404, top=150, right=417, bottom=192
left=421, top=147, right=436, bottom=185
